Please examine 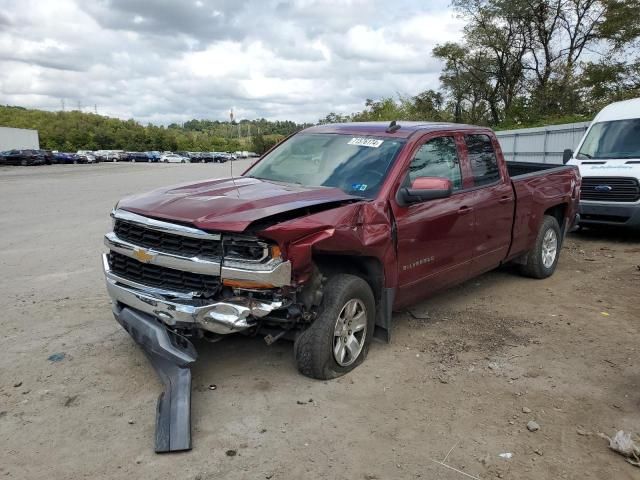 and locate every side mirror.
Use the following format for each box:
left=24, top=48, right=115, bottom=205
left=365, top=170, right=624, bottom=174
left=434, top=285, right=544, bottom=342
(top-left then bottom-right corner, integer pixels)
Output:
left=562, top=149, right=573, bottom=164
left=398, top=177, right=453, bottom=206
